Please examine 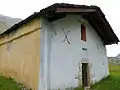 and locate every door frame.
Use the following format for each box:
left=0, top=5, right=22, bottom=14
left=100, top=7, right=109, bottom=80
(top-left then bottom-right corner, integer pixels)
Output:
left=82, top=63, right=89, bottom=87
left=81, top=59, right=91, bottom=88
